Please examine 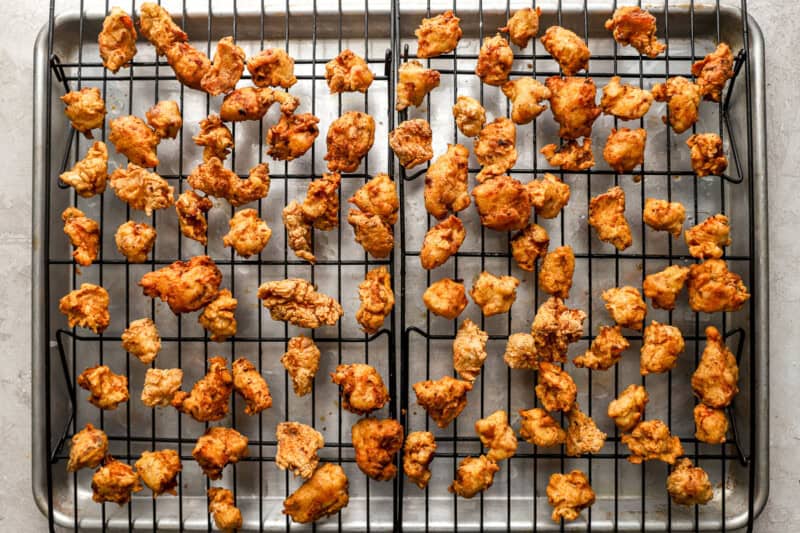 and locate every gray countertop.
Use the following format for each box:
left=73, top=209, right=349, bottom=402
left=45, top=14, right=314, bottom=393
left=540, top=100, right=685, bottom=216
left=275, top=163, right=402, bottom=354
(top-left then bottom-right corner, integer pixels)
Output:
left=3, top=0, right=797, bottom=530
